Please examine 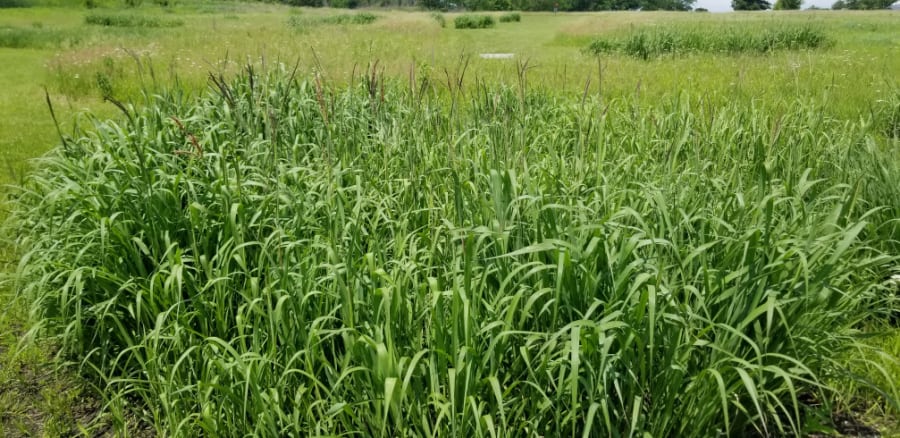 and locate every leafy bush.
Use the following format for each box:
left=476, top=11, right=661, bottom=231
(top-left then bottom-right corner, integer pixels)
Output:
left=498, top=11, right=521, bottom=22
left=12, top=70, right=900, bottom=437
left=454, top=14, right=495, bottom=29
left=84, top=13, right=183, bottom=27
left=588, top=23, right=831, bottom=59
